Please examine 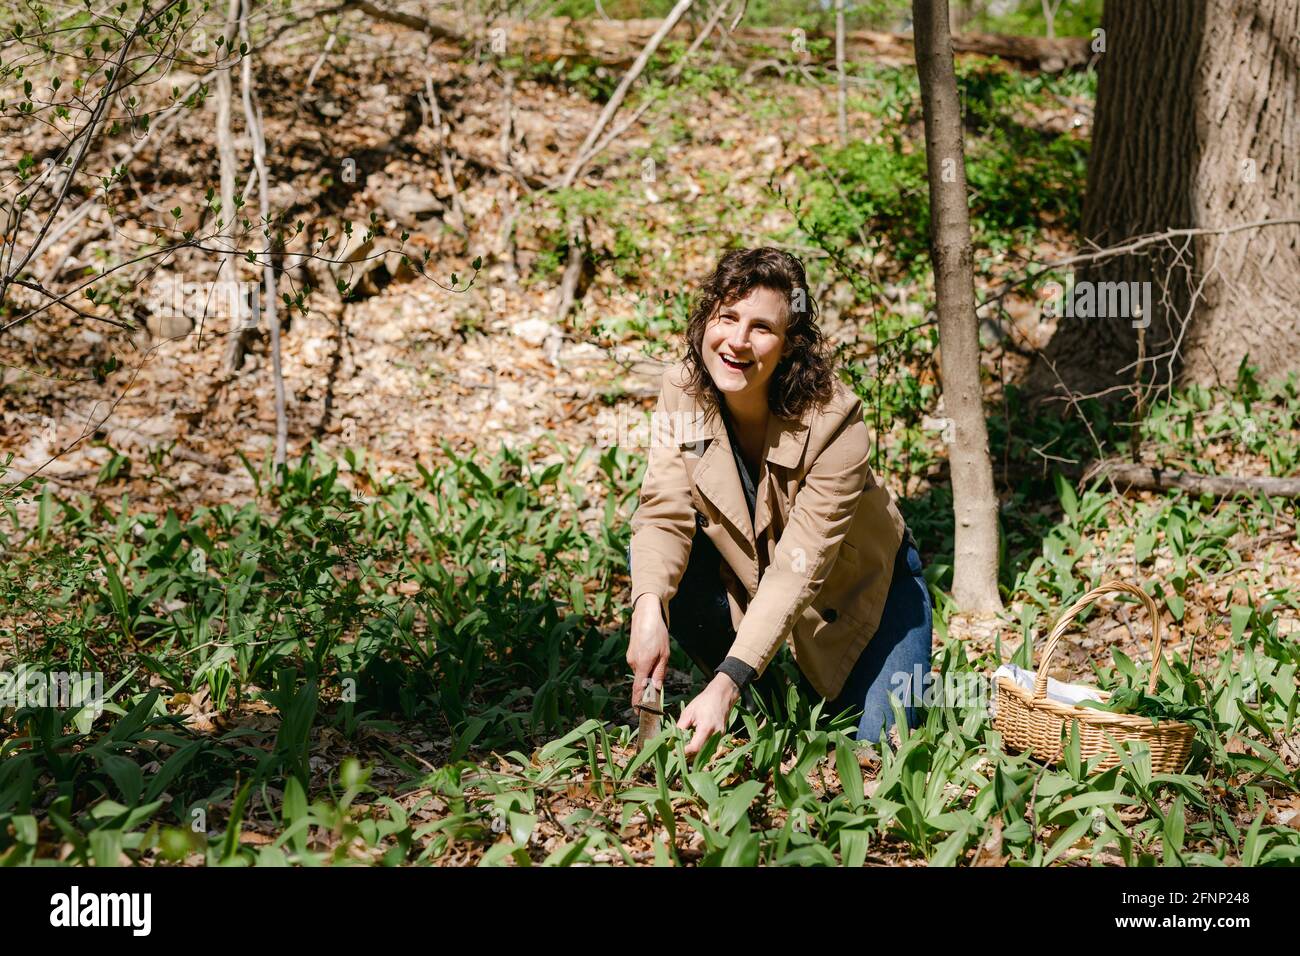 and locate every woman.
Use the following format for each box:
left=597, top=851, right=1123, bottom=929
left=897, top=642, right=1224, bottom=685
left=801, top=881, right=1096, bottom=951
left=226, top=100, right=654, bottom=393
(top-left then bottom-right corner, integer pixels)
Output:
left=626, top=247, right=932, bottom=757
